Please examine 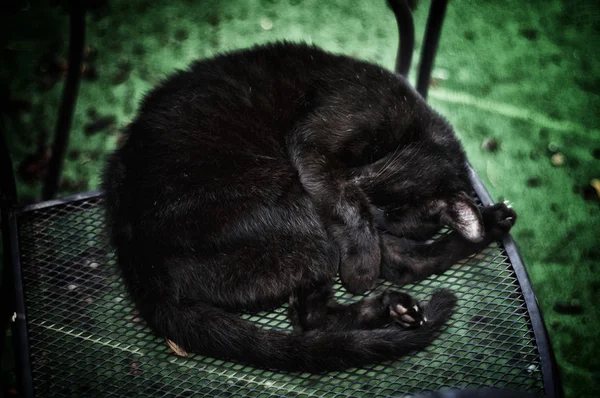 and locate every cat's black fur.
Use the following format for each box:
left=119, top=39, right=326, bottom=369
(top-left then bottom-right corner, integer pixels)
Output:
left=102, top=42, right=516, bottom=372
